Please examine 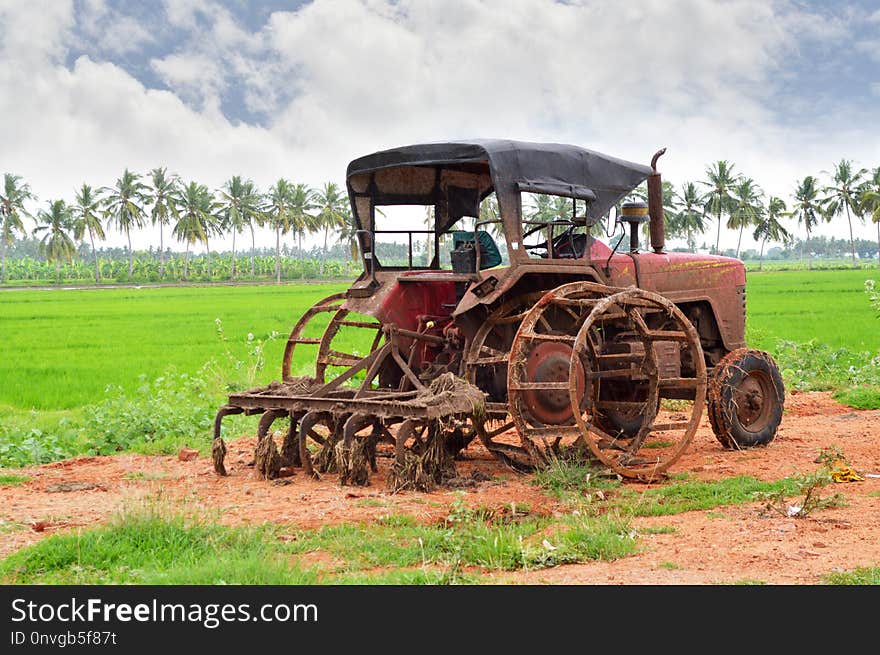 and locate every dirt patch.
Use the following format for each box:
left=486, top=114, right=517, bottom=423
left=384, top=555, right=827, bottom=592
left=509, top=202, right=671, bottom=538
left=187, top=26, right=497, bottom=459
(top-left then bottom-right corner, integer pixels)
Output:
left=1, top=390, right=879, bottom=583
